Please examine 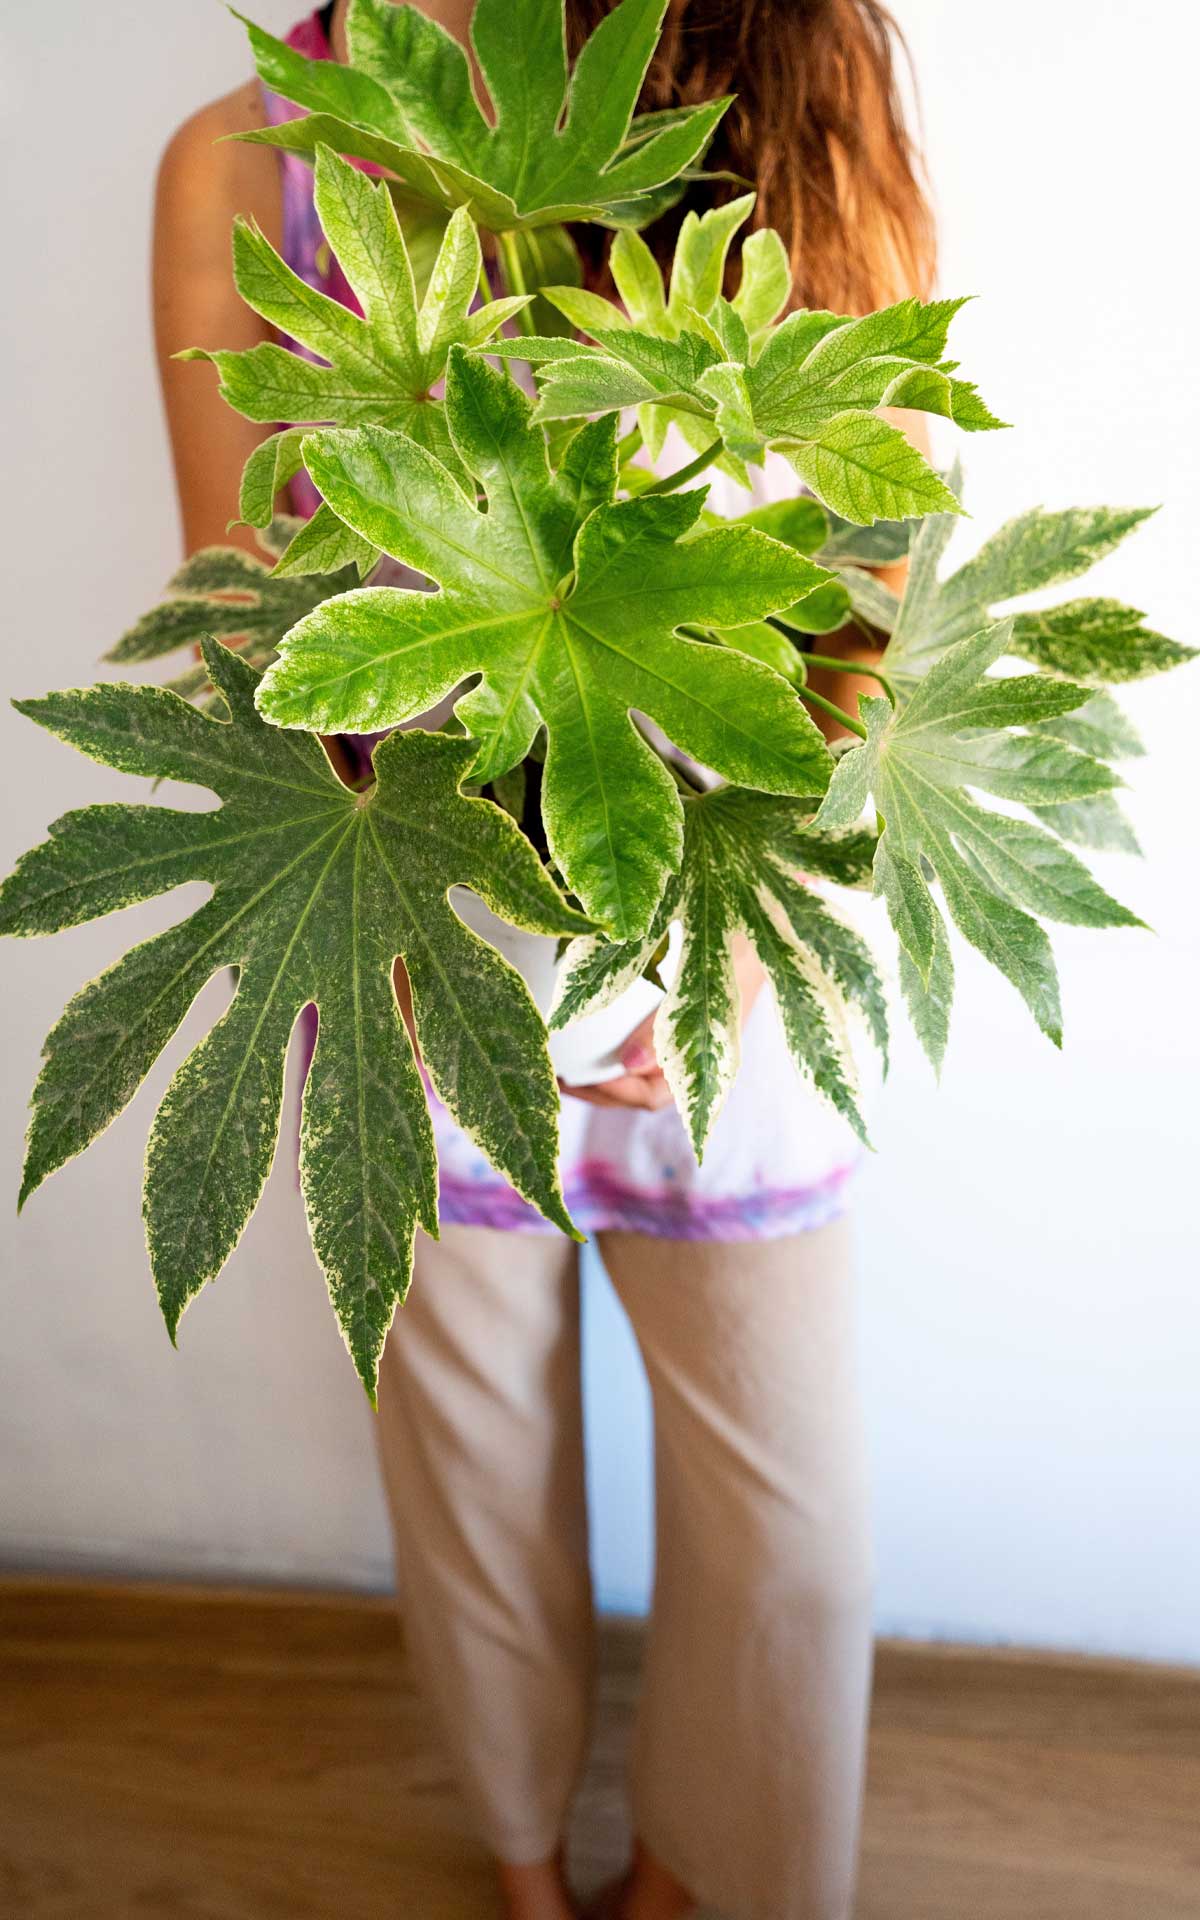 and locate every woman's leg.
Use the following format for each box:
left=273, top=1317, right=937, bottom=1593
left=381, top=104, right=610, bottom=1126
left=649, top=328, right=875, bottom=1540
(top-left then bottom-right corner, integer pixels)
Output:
left=374, top=1224, right=594, bottom=1911
left=597, top=1218, right=874, bottom=1920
